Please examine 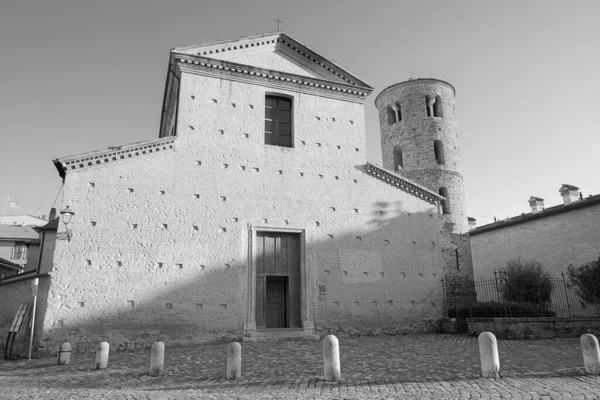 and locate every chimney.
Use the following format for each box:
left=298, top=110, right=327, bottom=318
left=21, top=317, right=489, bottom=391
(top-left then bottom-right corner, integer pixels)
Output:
left=559, top=184, right=580, bottom=206
left=467, top=217, right=477, bottom=230
left=528, top=197, right=544, bottom=214
left=48, top=208, right=57, bottom=221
